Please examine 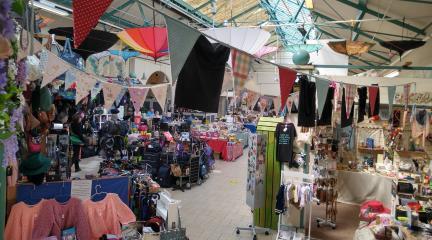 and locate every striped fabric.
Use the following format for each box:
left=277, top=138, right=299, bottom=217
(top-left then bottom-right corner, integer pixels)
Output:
left=344, top=84, right=356, bottom=118
left=232, top=49, right=252, bottom=87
